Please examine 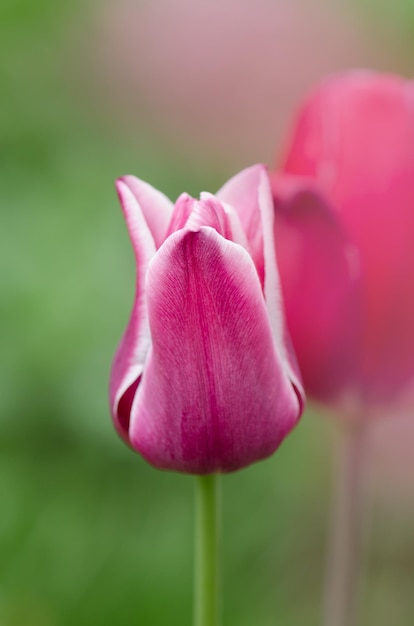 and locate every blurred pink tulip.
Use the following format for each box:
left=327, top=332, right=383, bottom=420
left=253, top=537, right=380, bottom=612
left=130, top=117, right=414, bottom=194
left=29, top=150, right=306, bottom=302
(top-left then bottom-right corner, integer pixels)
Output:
left=272, top=71, right=414, bottom=411
left=110, top=165, right=304, bottom=474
